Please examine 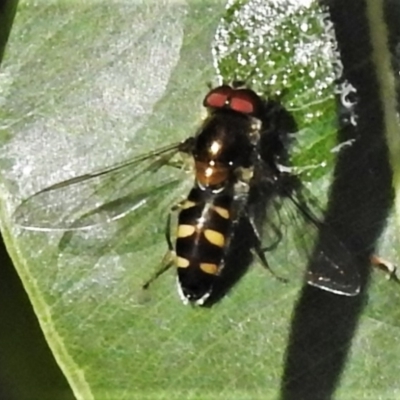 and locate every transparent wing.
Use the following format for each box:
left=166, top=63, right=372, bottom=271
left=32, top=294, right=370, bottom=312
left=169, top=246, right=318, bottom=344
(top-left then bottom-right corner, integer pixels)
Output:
left=14, top=142, right=189, bottom=231
left=262, top=173, right=360, bottom=296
